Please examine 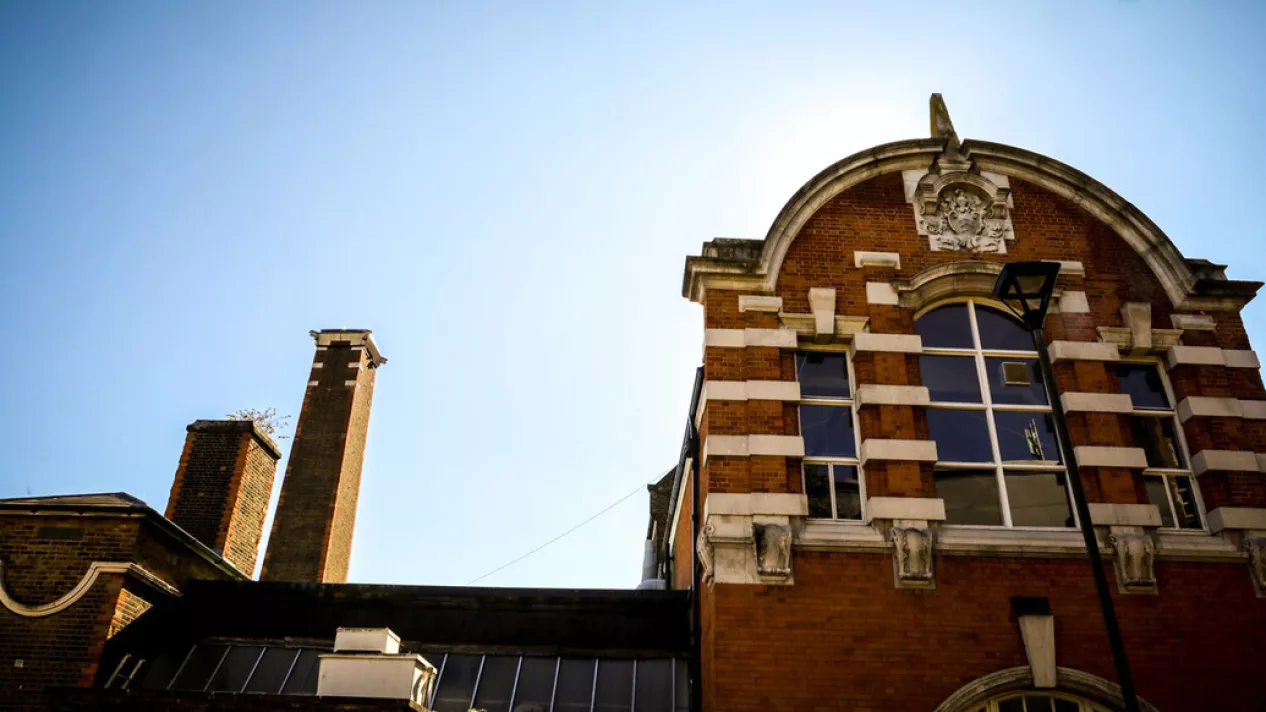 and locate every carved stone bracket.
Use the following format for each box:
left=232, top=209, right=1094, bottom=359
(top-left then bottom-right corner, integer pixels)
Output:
left=753, top=523, right=793, bottom=579
left=891, top=525, right=935, bottom=589
left=906, top=168, right=1015, bottom=254
left=1244, top=536, right=1266, bottom=597
left=695, top=523, right=715, bottom=586
left=1109, top=531, right=1157, bottom=594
